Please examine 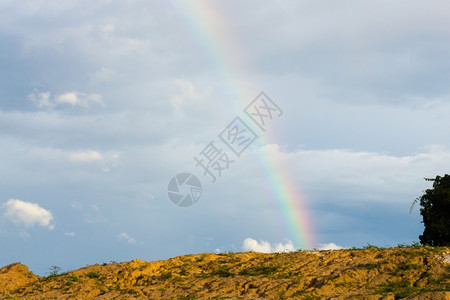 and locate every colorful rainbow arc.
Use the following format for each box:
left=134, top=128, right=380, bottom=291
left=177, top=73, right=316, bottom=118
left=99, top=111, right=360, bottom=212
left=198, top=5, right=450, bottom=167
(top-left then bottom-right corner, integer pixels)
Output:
left=171, top=0, right=315, bottom=250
